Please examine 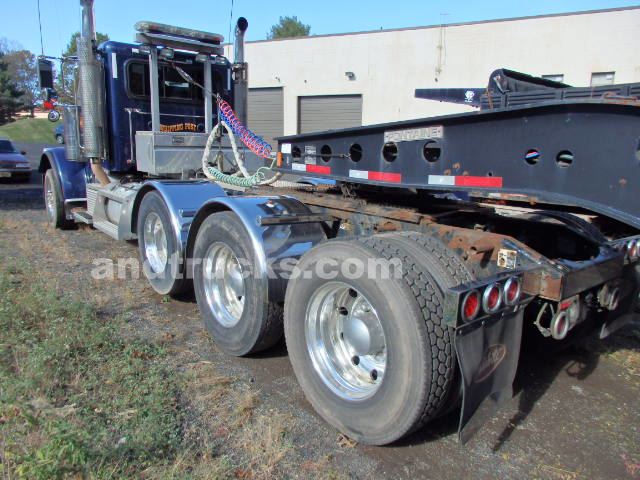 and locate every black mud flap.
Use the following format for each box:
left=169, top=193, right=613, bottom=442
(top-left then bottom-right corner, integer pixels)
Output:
left=600, top=313, right=637, bottom=339
left=455, top=310, right=523, bottom=444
